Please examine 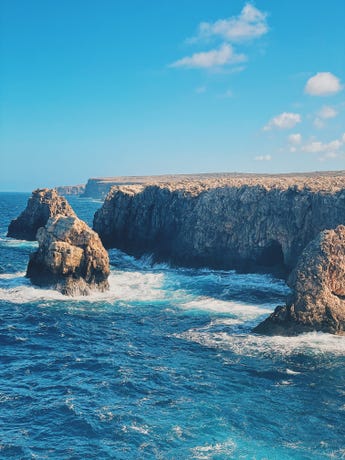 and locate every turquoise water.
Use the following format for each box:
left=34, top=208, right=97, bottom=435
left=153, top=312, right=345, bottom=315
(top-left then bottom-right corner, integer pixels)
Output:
left=0, top=193, right=344, bottom=459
